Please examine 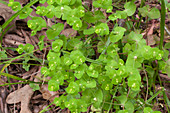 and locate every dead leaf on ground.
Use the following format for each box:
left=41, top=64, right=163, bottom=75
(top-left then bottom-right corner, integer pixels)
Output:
left=34, top=70, right=59, bottom=103
left=60, top=28, right=77, bottom=38
left=6, top=85, right=34, bottom=113
left=39, top=84, right=59, bottom=103
left=4, top=34, right=25, bottom=46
